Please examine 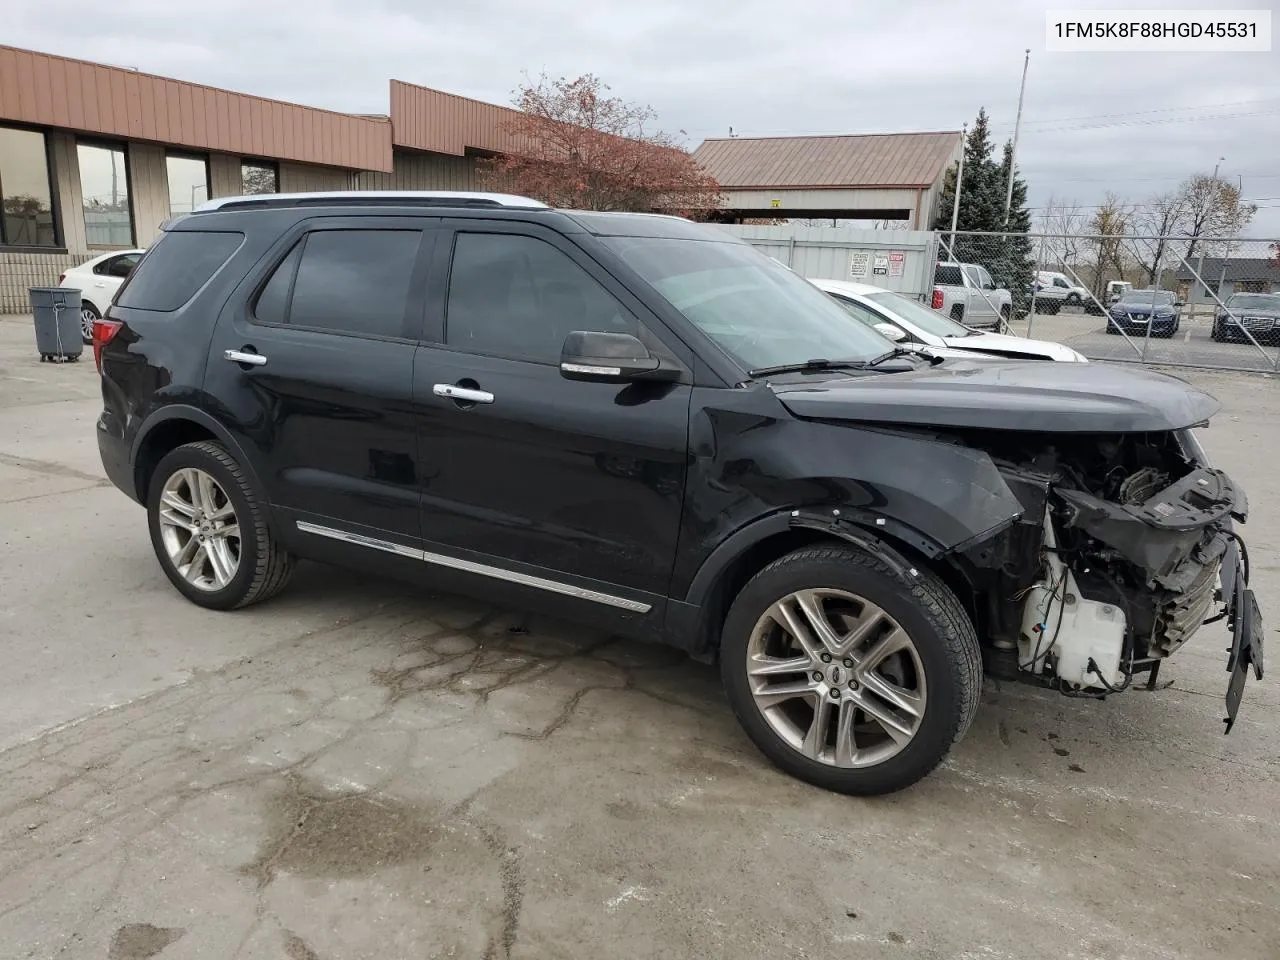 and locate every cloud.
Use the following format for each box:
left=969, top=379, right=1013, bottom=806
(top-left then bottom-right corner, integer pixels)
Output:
left=8, top=0, right=1279, bottom=232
